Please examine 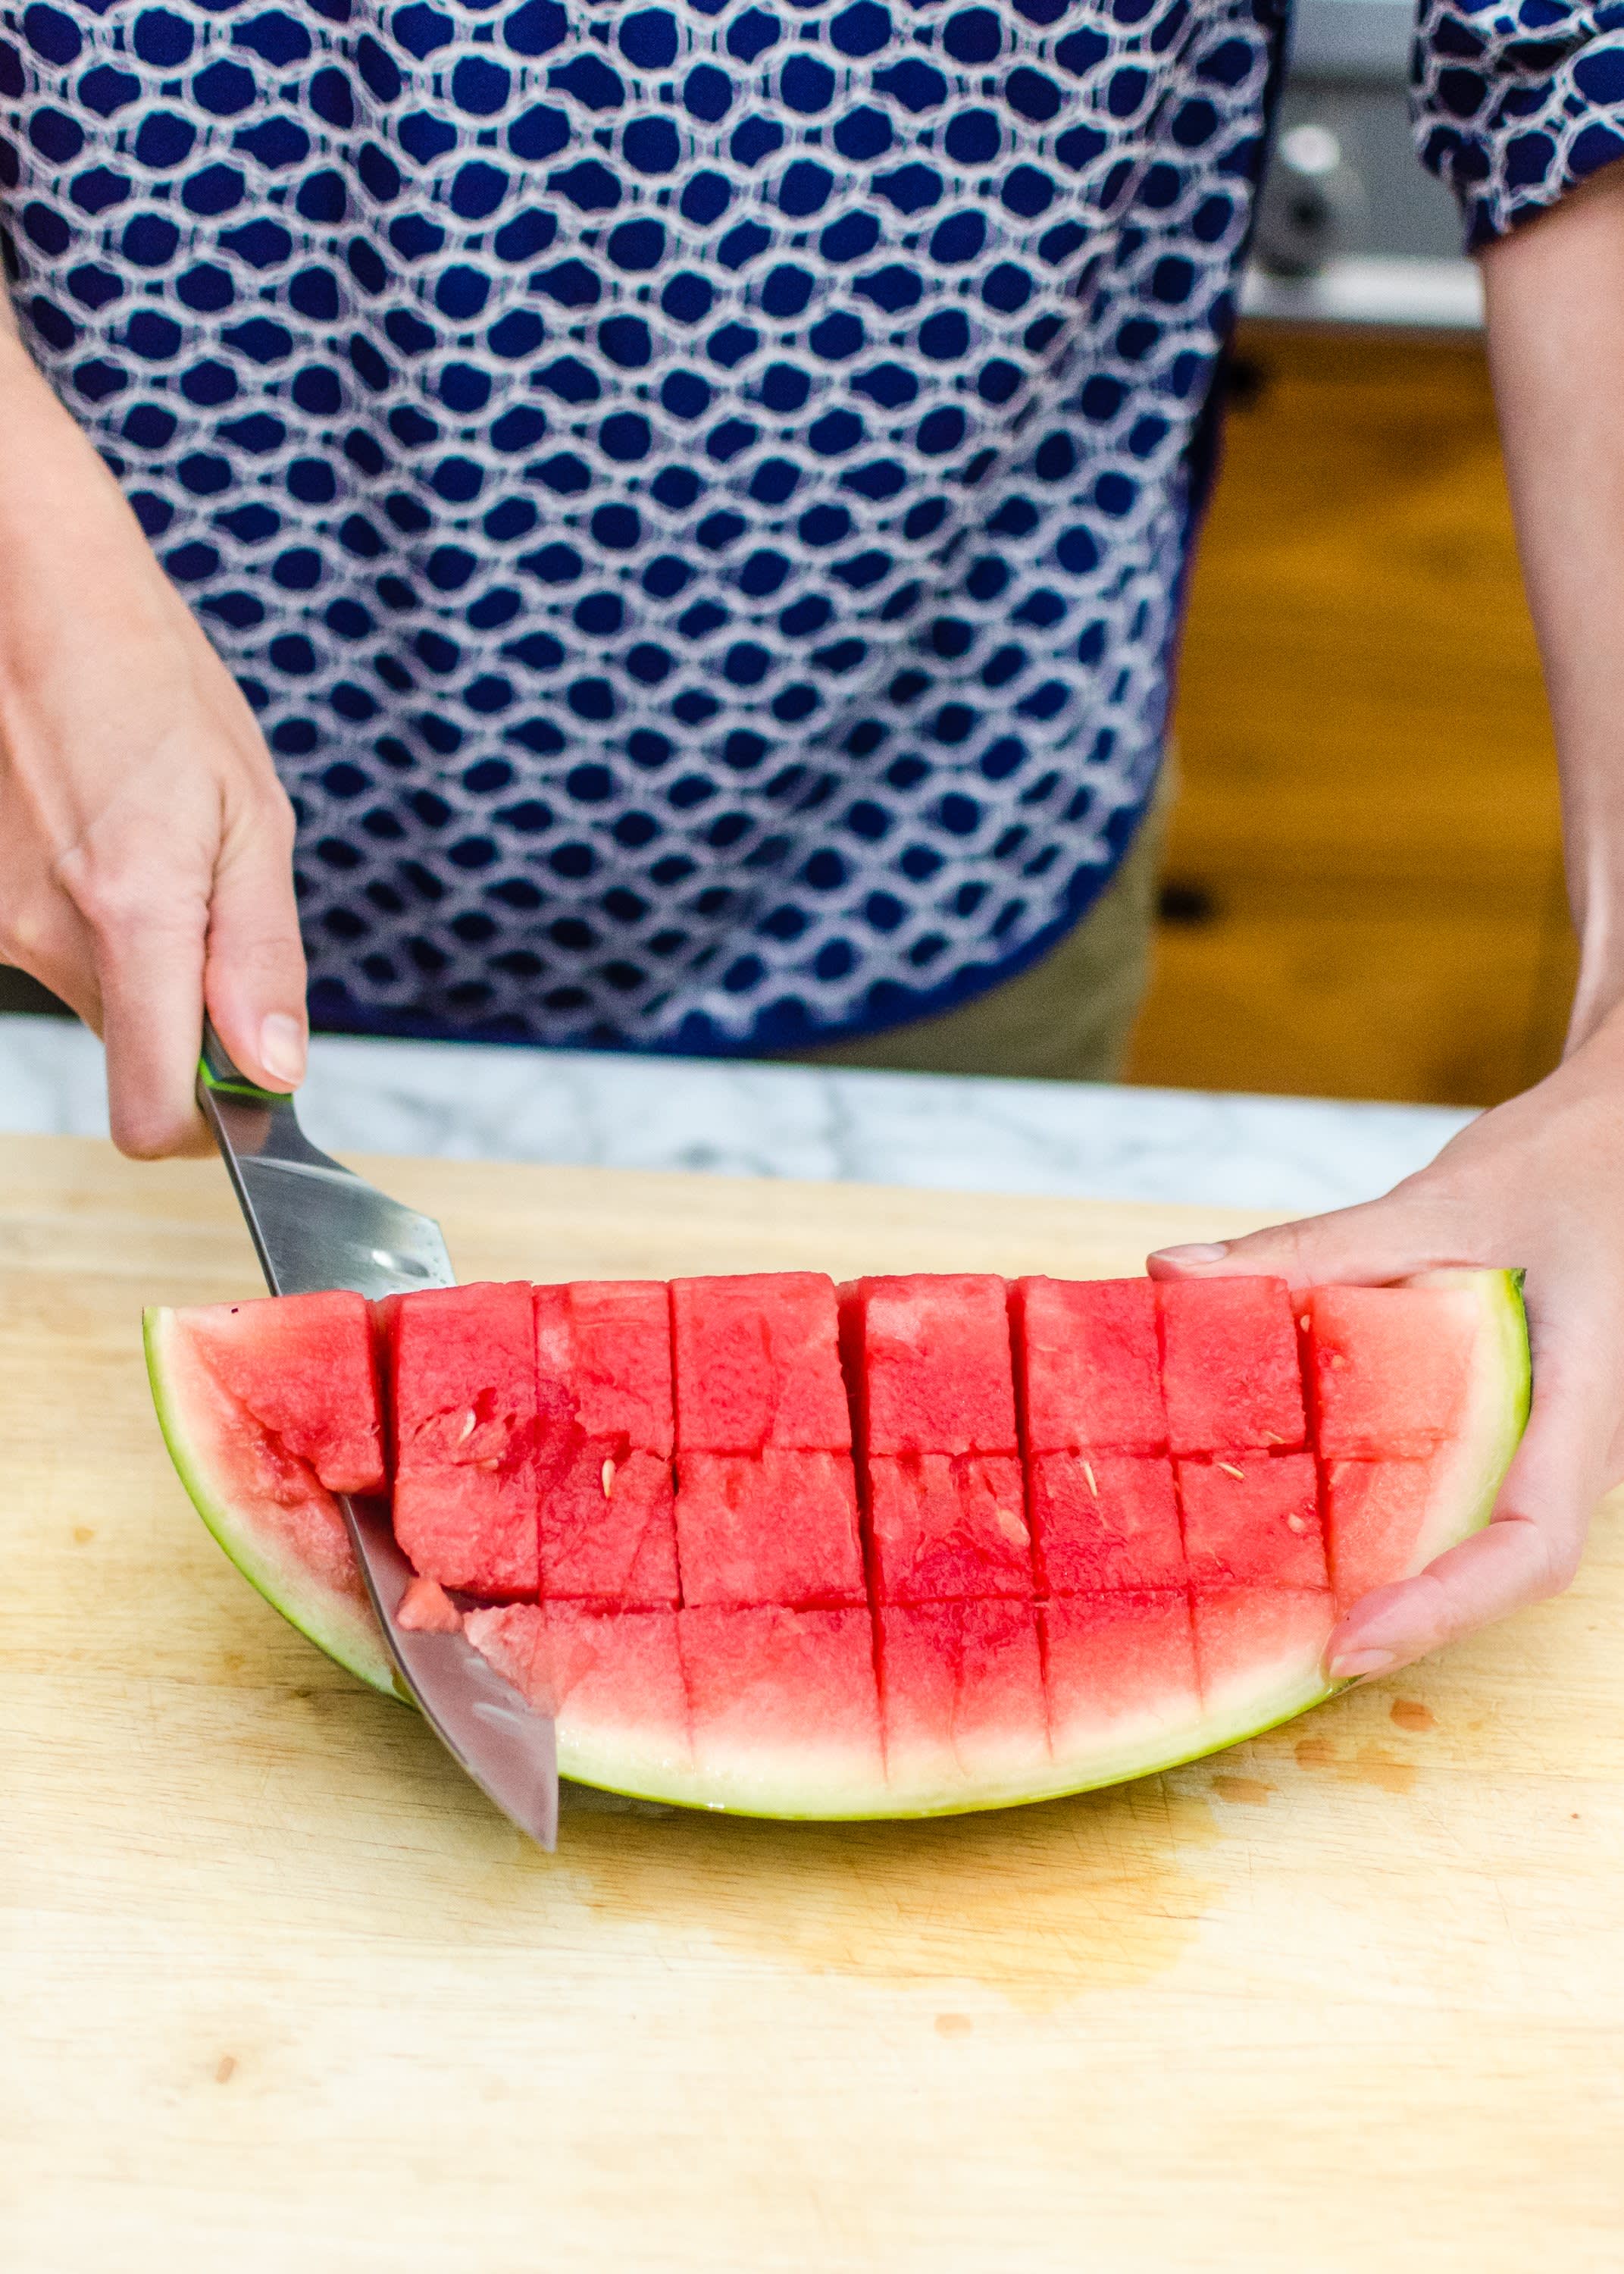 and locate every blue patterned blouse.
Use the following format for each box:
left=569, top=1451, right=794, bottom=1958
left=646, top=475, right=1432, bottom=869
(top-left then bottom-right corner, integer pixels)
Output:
left=1, top=1, right=1613, bottom=1049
